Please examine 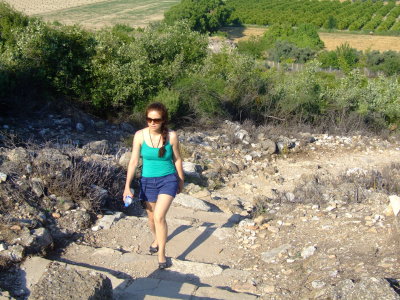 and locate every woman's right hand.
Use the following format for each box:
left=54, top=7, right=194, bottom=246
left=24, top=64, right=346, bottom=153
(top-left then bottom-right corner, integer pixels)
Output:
left=123, top=188, right=134, bottom=202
